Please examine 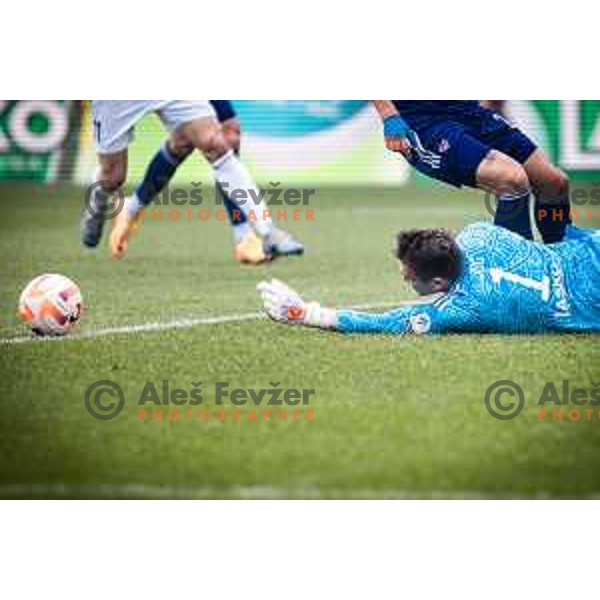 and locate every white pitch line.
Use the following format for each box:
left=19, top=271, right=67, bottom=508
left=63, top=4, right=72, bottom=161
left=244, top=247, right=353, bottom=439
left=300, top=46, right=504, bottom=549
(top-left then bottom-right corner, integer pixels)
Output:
left=0, top=301, right=398, bottom=346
